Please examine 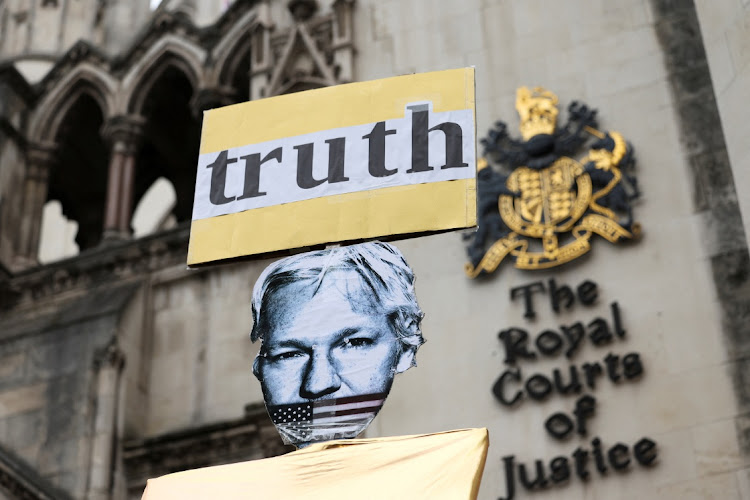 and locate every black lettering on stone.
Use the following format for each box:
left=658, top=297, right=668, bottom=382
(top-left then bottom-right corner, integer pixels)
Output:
left=525, top=374, right=552, bottom=401
left=561, top=322, right=585, bottom=358
left=623, top=353, right=644, bottom=379
left=499, top=456, right=517, bottom=500
left=577, top=280, right=598, bottom=305
left=498, top=328, right=536, bottom=365
left=518, top=460, right=548, bottom=490
left=550, top=457, right=571, bottom=484
left=536, top=330, right=563, bottom=356
left=582, top=362, right=603, bottom=390
left=492, top=368, right=523, bottom=406
left=544, top=412, right=574, bottom=440
left=572, top=447, right=590, bottom=481
left=553, top=366, right=582, bottom=395
left=634, top=438, right=658, bottom=466
left=549, top=278, right=575, bottom=313
left=612, top=301, right=626, bottom=338
left=608, top=443, right=631, bottom=471
left=604, top=353, right=621, bottom=382
left=574, top=395, right=596, bottom=436
left=591, top=438, right=607, bottom=474
left=510, top=282, right=545, bottom=320
left=588, top=317, right=613, bottom=346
